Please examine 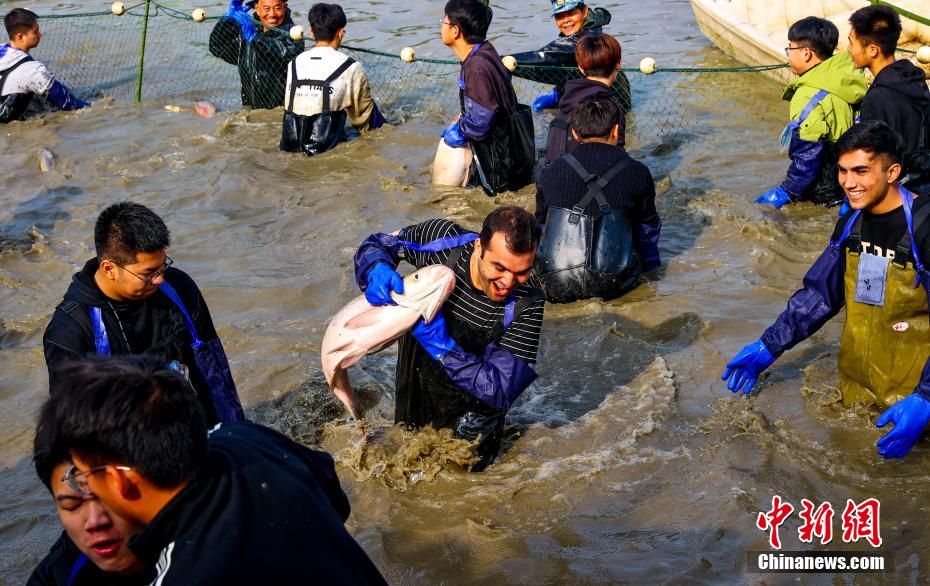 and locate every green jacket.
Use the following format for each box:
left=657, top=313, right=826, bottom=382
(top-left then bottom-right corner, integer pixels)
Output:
left=783, top=52, right=867, bottom=143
